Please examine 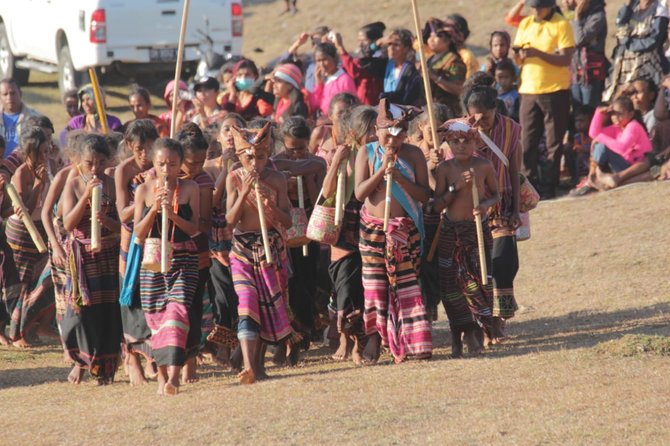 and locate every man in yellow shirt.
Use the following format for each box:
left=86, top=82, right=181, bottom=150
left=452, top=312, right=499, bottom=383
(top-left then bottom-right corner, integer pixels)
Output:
left=513, top=0, right=575, bottom=199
